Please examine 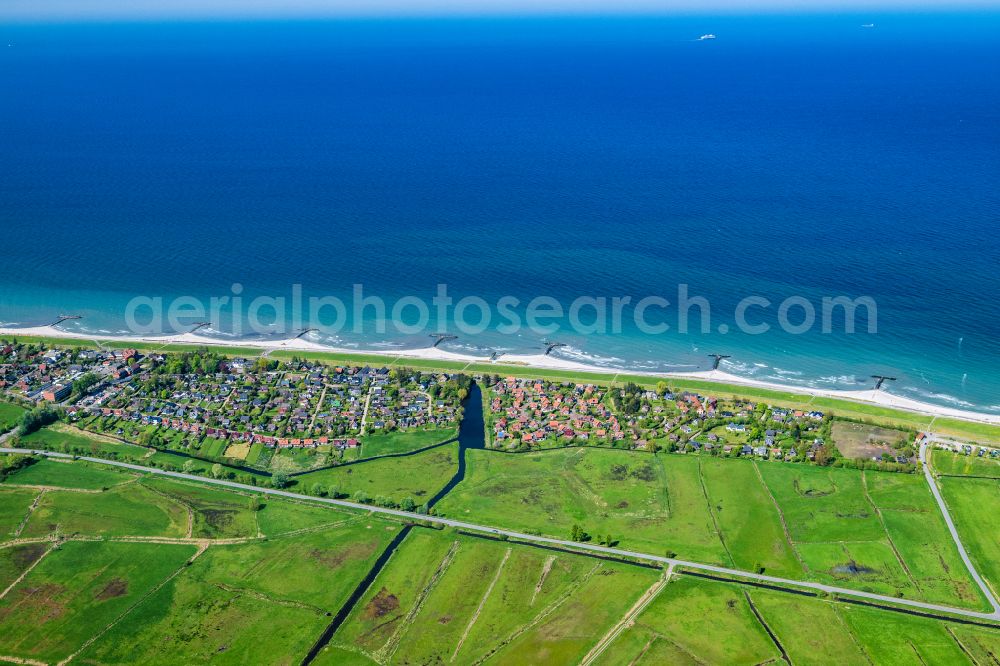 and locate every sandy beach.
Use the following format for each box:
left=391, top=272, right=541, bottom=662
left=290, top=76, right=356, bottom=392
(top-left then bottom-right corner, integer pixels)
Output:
left=2, top=324, right=998, bottom=426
